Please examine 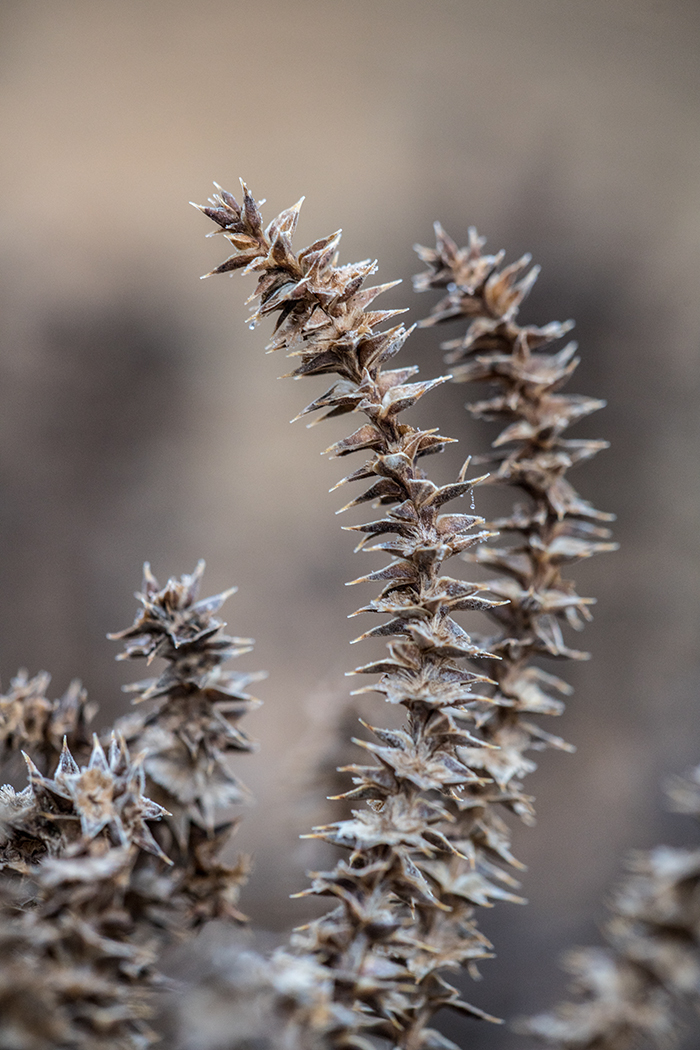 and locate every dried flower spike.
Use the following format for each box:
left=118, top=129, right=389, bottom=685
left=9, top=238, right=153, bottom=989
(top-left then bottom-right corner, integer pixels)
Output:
left=413, top=223, right=617, bottom=821
left=110, top=561, right=263, bottom=932
left=197, top=181, right=517, bottom=1048
left=110, top=561, right=262, bottom=835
